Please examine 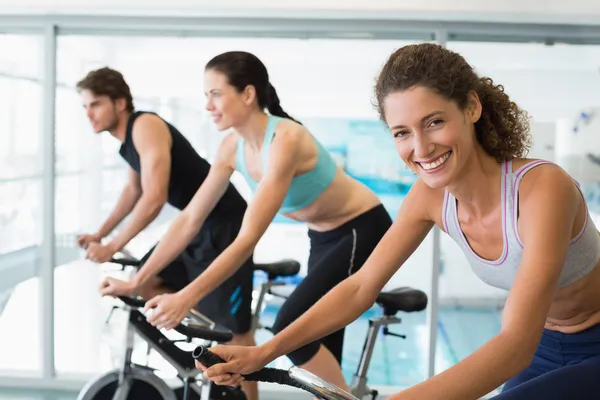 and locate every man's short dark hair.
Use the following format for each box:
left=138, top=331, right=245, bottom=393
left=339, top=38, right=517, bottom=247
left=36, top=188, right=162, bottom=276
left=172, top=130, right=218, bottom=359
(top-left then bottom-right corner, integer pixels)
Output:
left=76, top=67, right=134, bottom=113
